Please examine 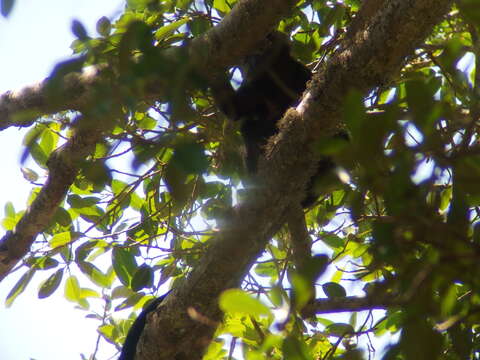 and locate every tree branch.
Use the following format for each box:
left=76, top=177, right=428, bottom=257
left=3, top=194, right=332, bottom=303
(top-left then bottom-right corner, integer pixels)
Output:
left=287, top=204, right=312, bottom=270
left=0, top=0, right=455, bottom=357
left=138, top=0, right=454, bottom=359
left=301, top=295, right=396, bottom=317
left=0, top=0, right=298, bottom=130
left=0, top=115, right=109, bottom=280
left=0, top=66, right=104, bottom=130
